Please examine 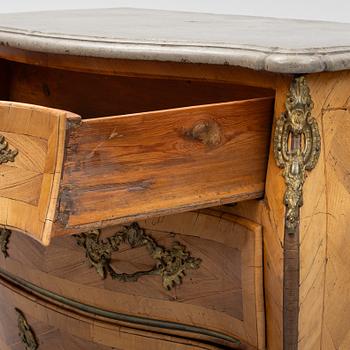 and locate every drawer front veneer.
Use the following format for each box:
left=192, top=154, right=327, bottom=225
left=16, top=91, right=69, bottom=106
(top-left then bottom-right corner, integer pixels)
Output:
left=0, top=102, right=79, bottom=244
left=0, top=277, right=221, bottom=350
left=0, top=209, right=264, bottom=349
